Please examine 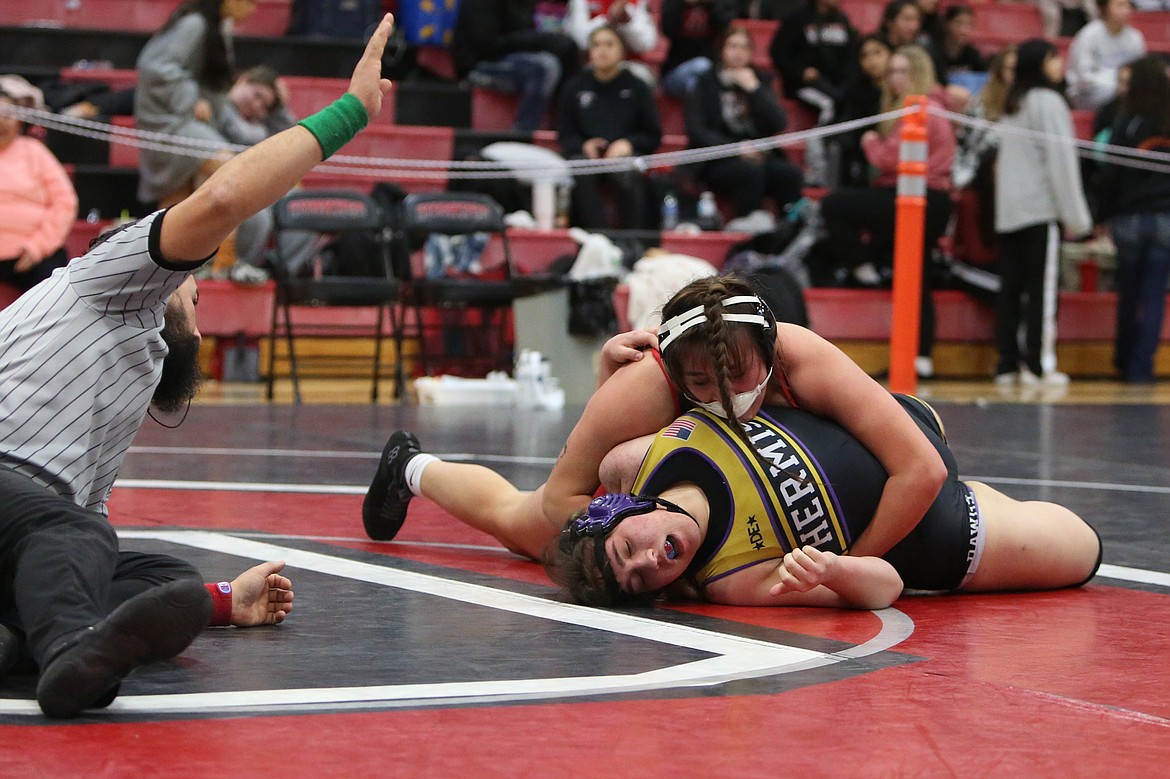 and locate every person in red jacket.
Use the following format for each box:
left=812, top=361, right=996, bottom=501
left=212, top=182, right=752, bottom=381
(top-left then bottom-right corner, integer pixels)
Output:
left=817, top=44, right=955, bottom=378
